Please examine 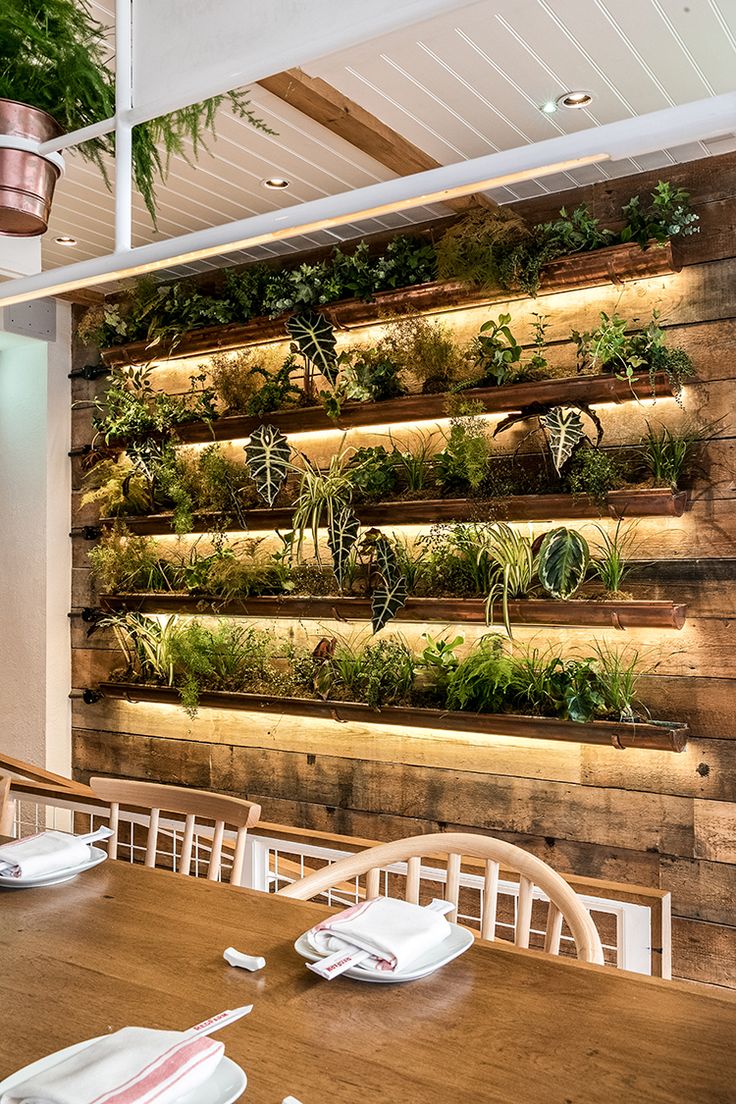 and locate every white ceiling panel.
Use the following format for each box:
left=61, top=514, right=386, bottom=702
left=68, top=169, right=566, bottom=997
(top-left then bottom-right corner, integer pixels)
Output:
left=35, top=0, right=736, bottom=278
